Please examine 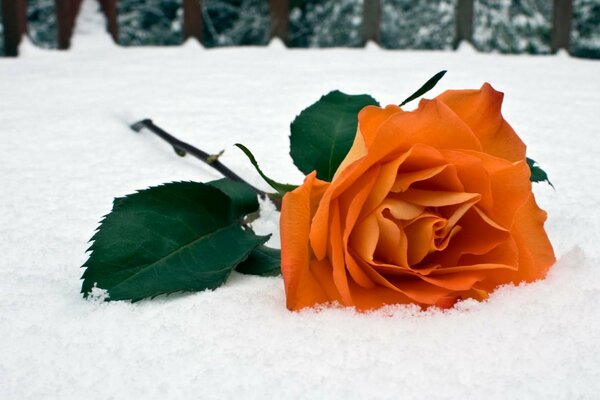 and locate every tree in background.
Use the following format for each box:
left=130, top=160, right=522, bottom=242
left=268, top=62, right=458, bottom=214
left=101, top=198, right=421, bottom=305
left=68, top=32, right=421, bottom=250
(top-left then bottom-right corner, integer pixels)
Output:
left=118, top=0, right=183, bottom=46
left=27, top=0, right=58, bottom=49
left=202, top=0, right=270, bottom=47
left=571, top=0, right=600, bottom=58
left=380, top=0, right=456, bottom=49
left=289, top=0, right=362, bottom=47
left=473, top=0, right=552, bottom=54
left=2, top=0, right=599, bottom=59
